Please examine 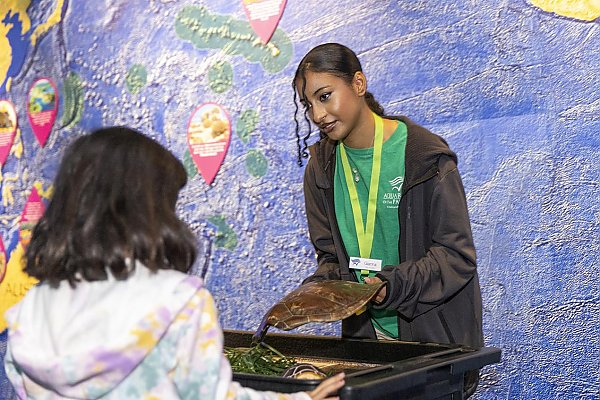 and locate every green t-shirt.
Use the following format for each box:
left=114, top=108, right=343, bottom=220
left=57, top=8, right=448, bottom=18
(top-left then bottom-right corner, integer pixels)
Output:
left=334, top=120, right=407, bottom=338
